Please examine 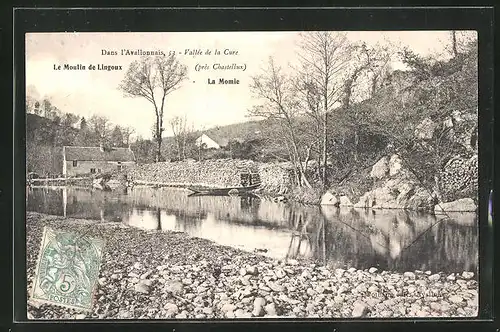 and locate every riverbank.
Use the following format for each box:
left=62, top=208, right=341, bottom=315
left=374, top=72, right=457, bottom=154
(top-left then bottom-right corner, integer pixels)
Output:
left=26, top=212, right=478, bottom=319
